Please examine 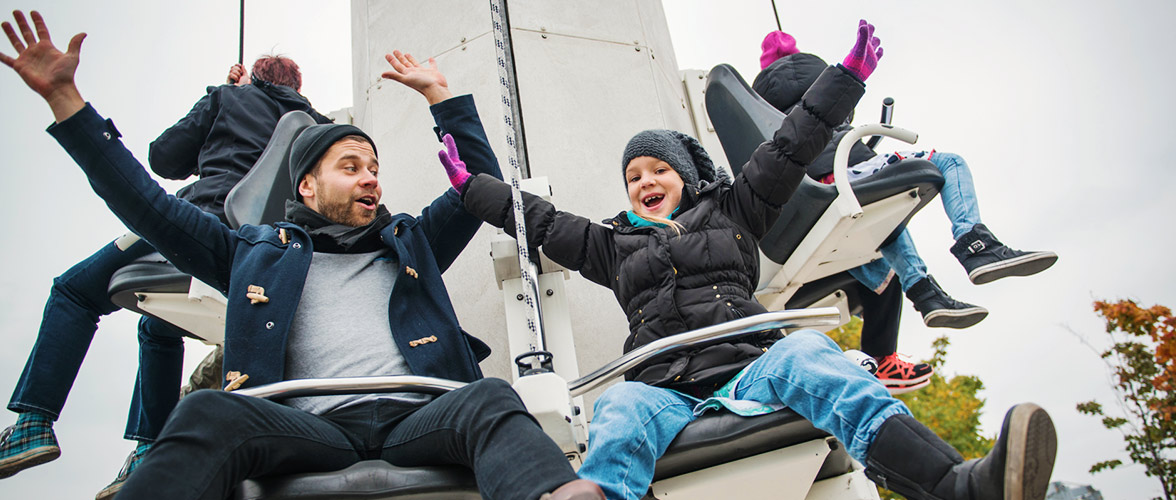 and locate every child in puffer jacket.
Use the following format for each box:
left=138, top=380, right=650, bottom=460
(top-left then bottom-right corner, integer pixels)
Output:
left=444, top=20, right=1056, bottom=500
